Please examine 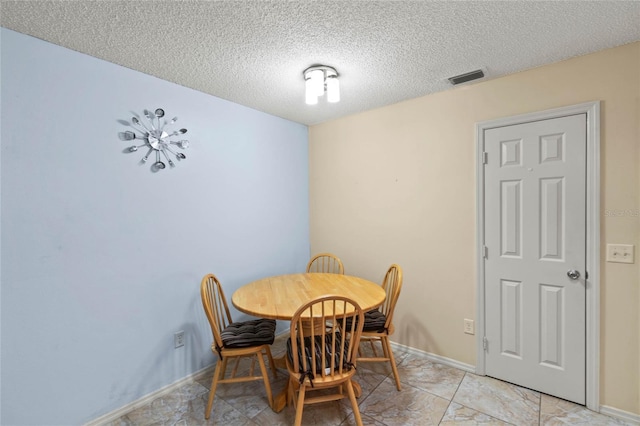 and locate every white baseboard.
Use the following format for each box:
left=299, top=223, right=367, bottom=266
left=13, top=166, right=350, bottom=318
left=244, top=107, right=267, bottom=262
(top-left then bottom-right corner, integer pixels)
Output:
left=86, top=341, right=639, bottom=426
left=387, top=344, right=639, bottom=425
left=390, top=341, right=476, bottom=373
left=84, top=340, right=472, bottom=425
left=86, top=333, right=290, bottom=425
left=84, top=365, right=214, bottom=426
left=391, top=343, right=640, bottom=425
left=599, top=405, right=640, bottom=425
